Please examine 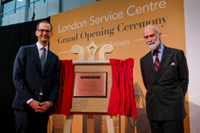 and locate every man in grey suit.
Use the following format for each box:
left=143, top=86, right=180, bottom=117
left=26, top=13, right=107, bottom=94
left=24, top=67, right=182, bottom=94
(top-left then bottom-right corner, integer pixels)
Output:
left=12, top=20, right=60, bottom=133
left=140, top=25, right=189, bottom=133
